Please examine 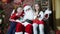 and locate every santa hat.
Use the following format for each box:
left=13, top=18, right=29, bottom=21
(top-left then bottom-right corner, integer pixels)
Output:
left=23, top=4, right=32, bottom=11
